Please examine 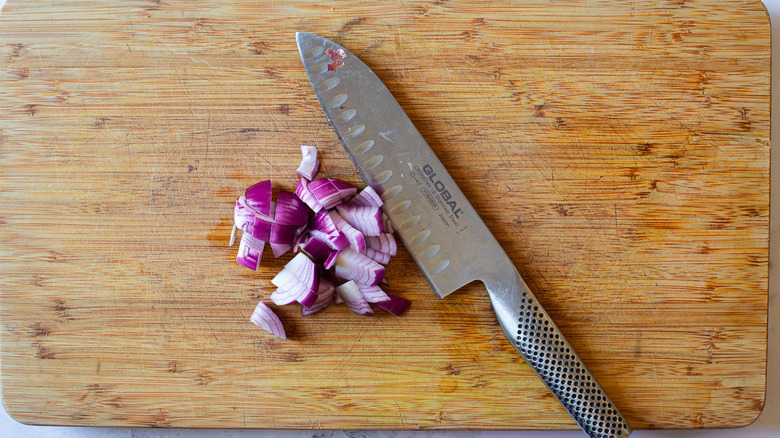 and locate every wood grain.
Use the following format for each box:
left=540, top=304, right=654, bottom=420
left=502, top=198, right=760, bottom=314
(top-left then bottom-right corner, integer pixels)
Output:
left=0, top=0, right=769, bottom=430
